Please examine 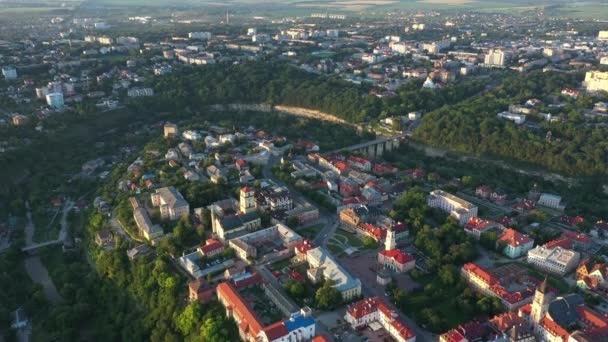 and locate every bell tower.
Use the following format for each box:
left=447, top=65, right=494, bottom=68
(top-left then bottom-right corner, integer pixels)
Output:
left=240, top=186, right=256, bottom=214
